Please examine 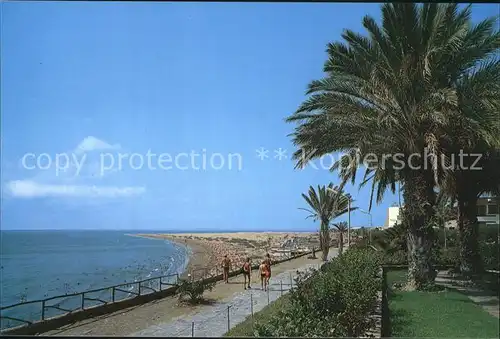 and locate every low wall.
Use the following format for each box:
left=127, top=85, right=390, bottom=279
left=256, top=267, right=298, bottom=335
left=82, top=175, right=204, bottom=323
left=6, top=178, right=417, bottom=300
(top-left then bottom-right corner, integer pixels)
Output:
left=3, top=285, right=179, bottom=336
left=2, top=250, right=315, bottom=336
